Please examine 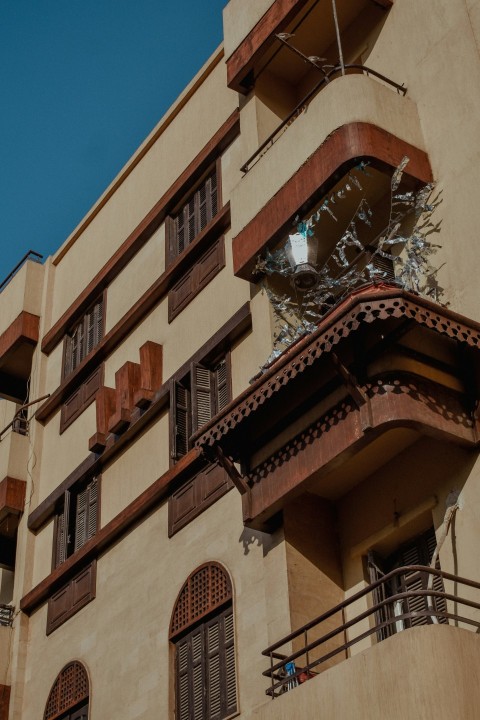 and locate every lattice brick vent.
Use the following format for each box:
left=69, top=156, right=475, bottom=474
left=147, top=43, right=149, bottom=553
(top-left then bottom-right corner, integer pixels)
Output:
left=170, top=562, right=232, bottom=637
left=44, top=661, right=89, bottom=720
